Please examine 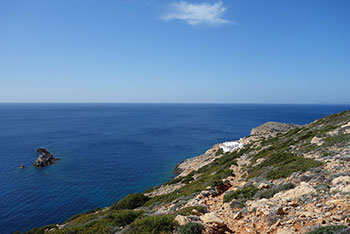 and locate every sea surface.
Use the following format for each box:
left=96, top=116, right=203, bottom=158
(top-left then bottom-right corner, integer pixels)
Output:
left=0, top=103, right=349, bottom=233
